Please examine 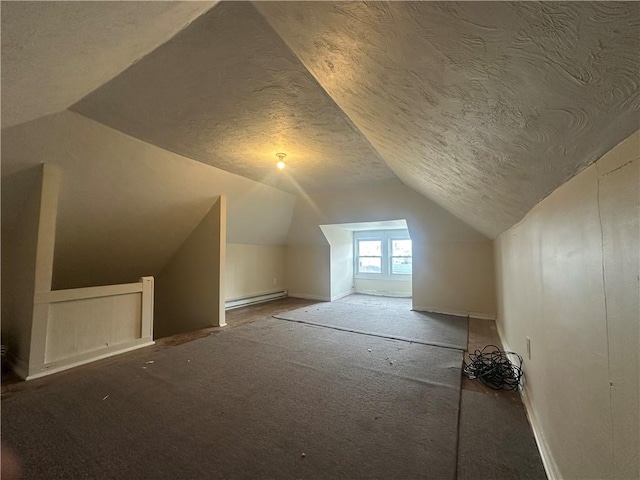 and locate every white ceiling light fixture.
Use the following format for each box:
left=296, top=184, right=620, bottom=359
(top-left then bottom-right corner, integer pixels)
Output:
left=276, top=152, right=286, bottom=170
